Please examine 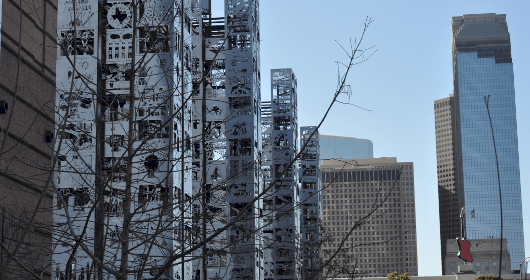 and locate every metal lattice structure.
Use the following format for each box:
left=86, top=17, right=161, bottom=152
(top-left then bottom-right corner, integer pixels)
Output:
left=224, top=0, right=263, bottom=278
left=190, top=0, right=229, bottom=278
left=53, top=0, right=192, bottom=278
left=299, top=126, right=321, bottom=280
left=190, top=0, right=263, bottom=279
left=262, top=68, right=301, bottom=280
